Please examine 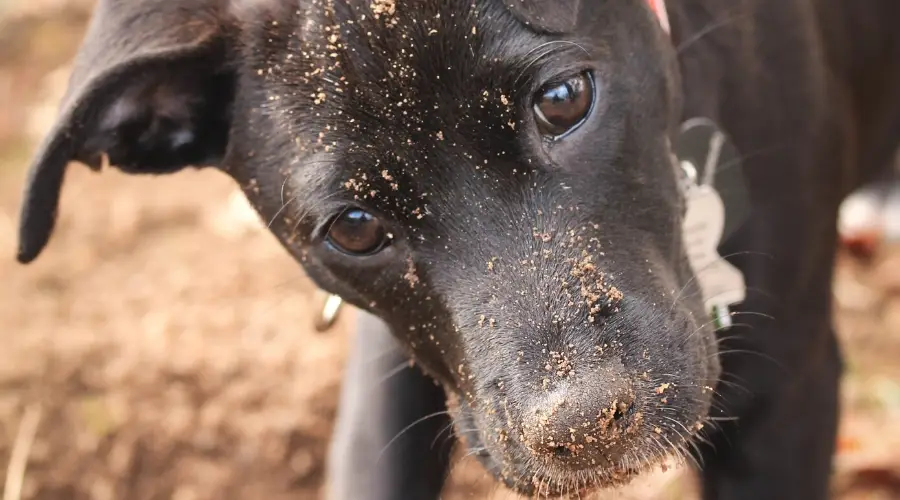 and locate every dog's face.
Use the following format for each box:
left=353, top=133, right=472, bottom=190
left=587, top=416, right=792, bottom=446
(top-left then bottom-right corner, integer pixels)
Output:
left=18, top=0, right=719, bottom=495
